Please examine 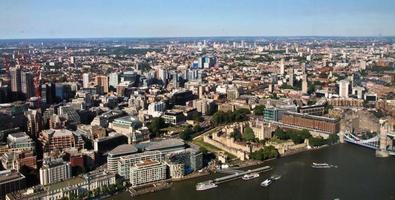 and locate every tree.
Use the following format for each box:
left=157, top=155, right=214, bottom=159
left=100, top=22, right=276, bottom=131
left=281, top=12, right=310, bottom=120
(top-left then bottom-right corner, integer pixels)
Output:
left=148, top=117, right=166, bottom=137
left=253, top=105, right=266, bottom=116
left=307, top=84, right=316, bottom=94
left=242, top=127, right=255, bottom=142
left=250, top=146, right=279, bottom=160
left=180, top=127, right=194, bottom=141
left=274, top=128, right=289, bottom=140
left=230, top=129, right=242, bottom=141
left=191, top=112, right=203, bottom=122
left=327, top=134, right=339, bottom=145
left=309, top=137, right=327, bottom=147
